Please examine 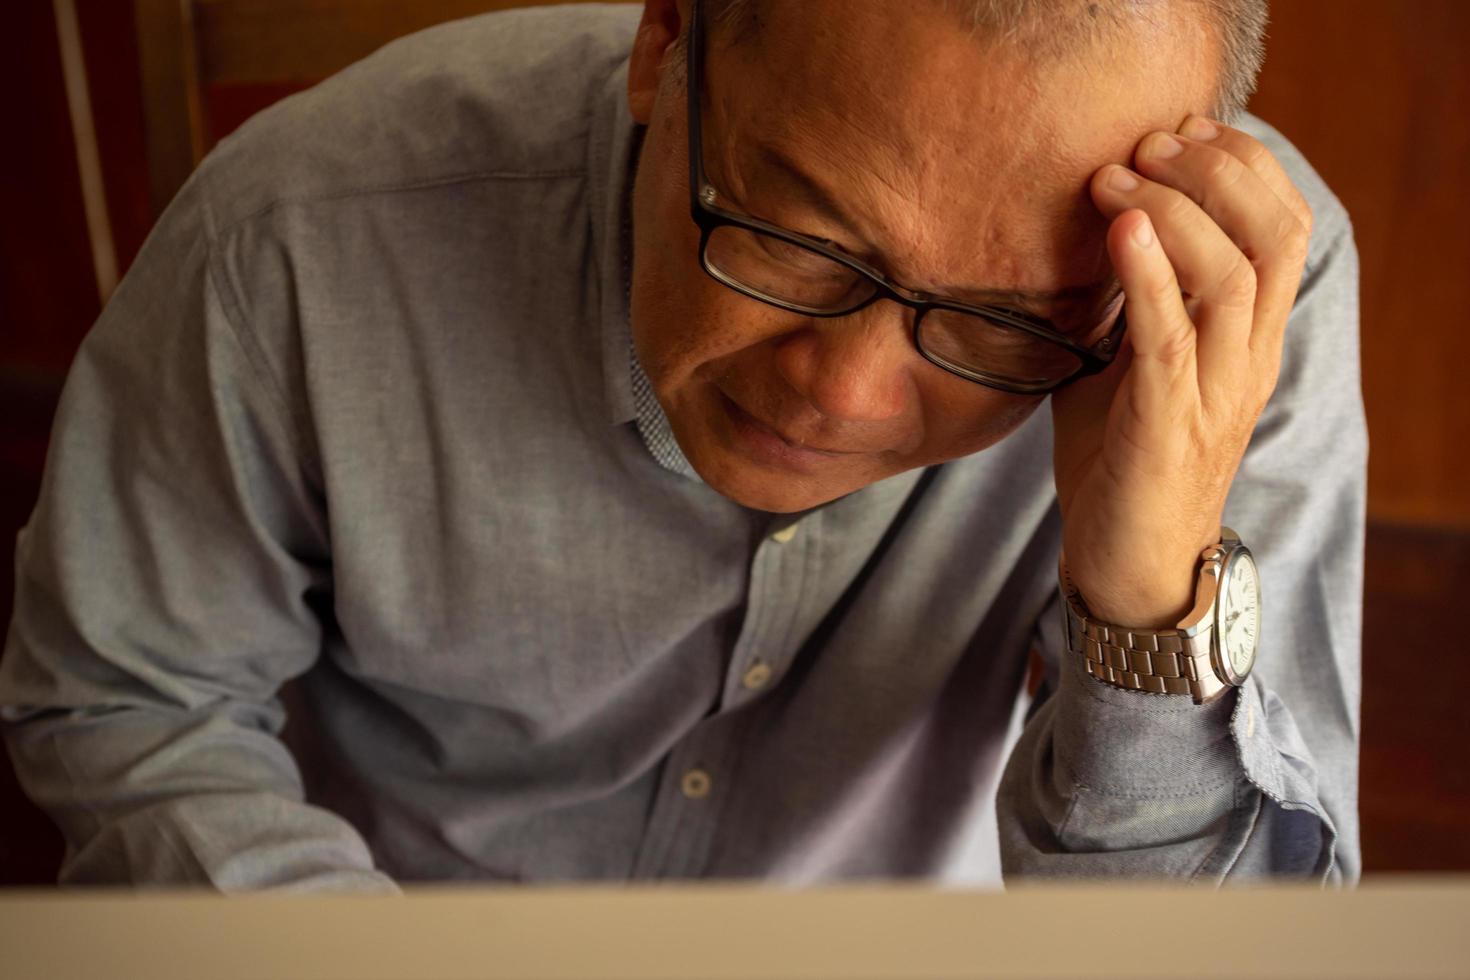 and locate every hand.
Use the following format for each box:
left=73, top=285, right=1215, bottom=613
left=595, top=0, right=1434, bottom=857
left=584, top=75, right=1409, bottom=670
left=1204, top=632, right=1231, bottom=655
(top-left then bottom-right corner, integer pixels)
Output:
left=1051, top=115, right=1314, bottom=627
